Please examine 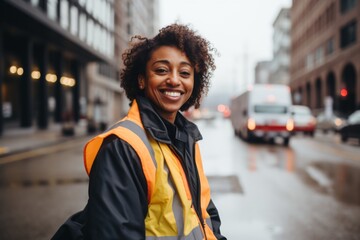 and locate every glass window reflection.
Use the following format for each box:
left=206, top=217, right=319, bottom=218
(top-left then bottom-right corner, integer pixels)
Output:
left=47, top=0, right=58, bottom=20
left=60, top=0, right=69, bottom=30
left=70, top=6, right=79, bottom=36
left=79, top=0, right=86, bottom=7
left=87, top=19, right=94, bottom=45
left=79, top=14, right=87, bottom=41
left=31, top=0, right=39, bottom=7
